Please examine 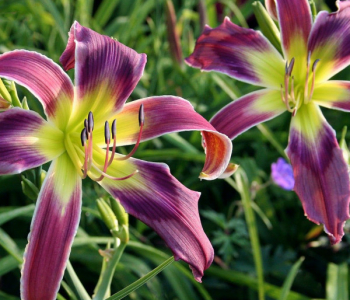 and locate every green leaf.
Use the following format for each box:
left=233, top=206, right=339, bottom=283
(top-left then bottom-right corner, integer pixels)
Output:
left=279, top=257, right=305, bottom=300
left=106, top=256, right=174, bottom=300
left=0, top=204, right=34, bottom=226
left=326, top=262, right=349, bottom=300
